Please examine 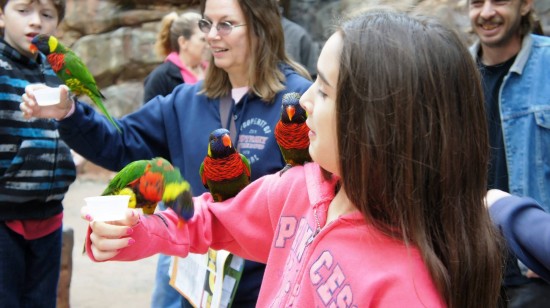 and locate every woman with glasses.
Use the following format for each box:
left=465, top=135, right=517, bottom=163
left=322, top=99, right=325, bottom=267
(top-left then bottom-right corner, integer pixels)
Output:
left=20, top=0, right=311, bottom=307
